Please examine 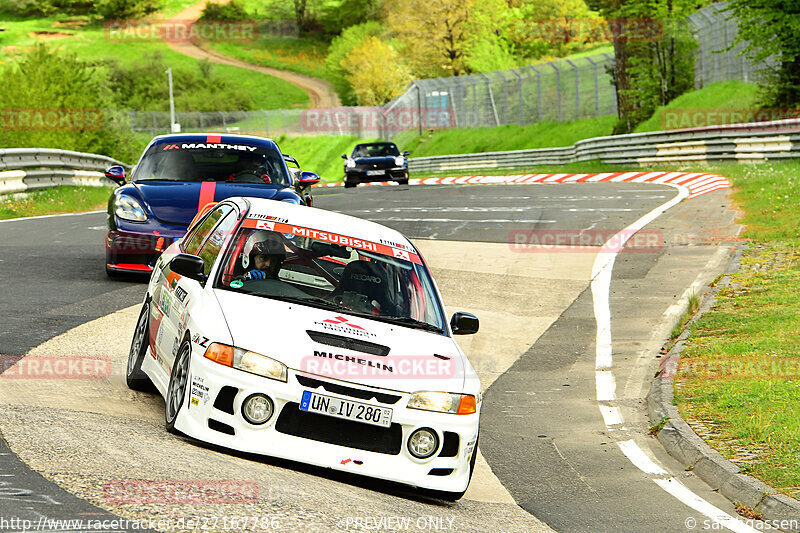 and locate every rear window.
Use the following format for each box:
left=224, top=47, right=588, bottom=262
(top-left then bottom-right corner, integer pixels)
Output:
left=133, top=141, right=290, bottom=187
